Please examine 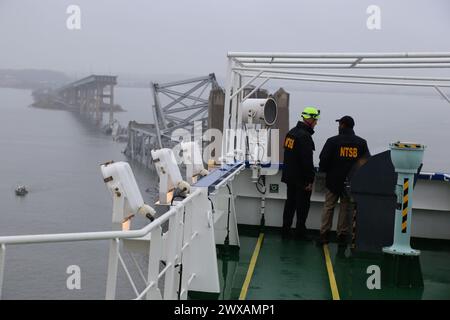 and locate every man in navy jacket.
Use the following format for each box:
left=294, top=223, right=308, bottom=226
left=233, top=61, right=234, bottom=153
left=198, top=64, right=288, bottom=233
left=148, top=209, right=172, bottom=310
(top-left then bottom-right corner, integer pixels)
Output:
left=281, top=107, right=320, bottom=239
left=319, top=116, right=370, bottom=245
